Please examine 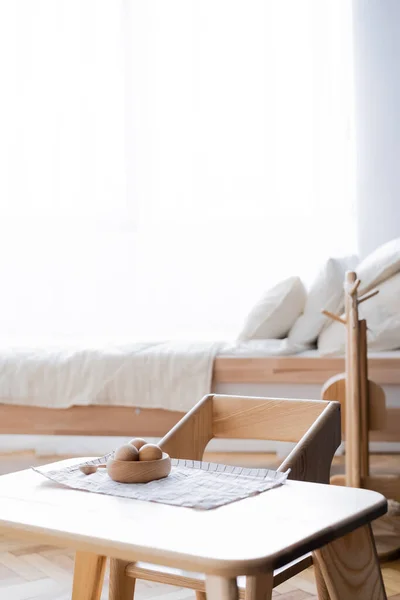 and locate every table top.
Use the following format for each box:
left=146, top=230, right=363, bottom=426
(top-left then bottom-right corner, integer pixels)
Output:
left=0, top=458, right=387, bottom=577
